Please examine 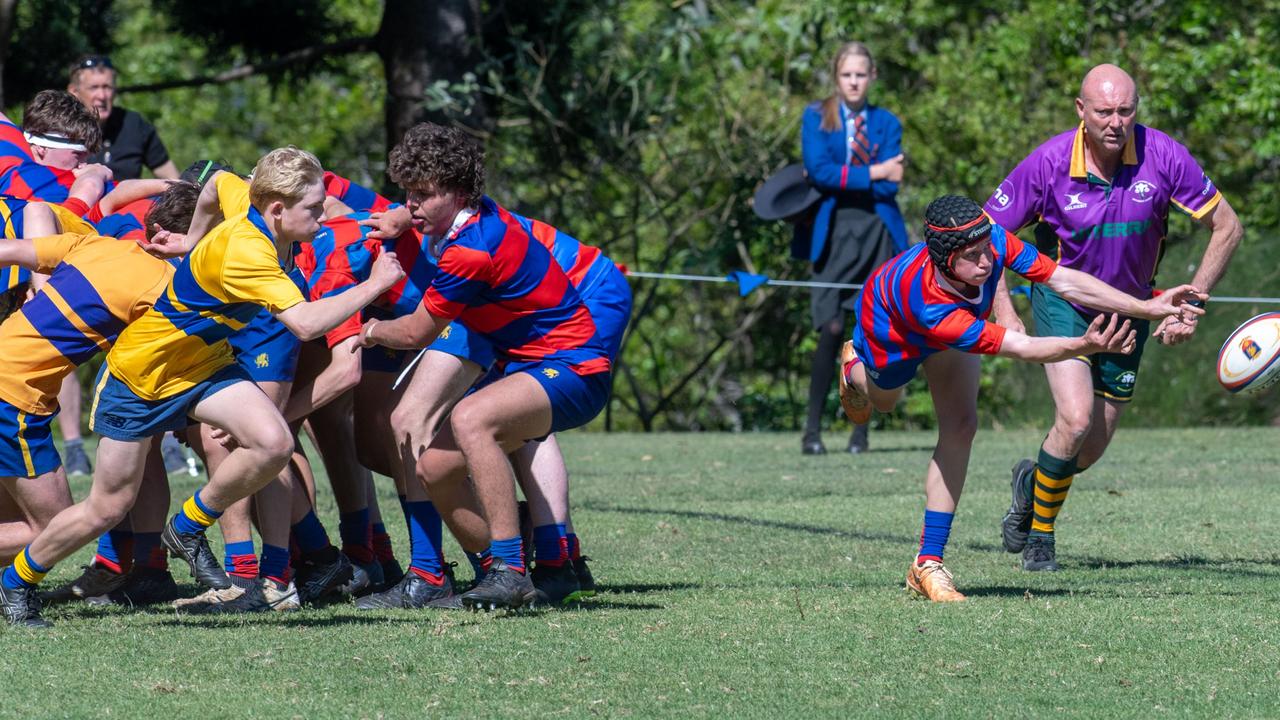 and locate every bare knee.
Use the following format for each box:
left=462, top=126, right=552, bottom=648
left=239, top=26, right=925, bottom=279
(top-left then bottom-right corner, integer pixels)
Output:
left=244, top=421, right=294, bottom=471
left=448, top=402, right=492, bottom=448
left=1052, top=407, right=1093, bottom=449
left=82, top=495, right=133, bottom=537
